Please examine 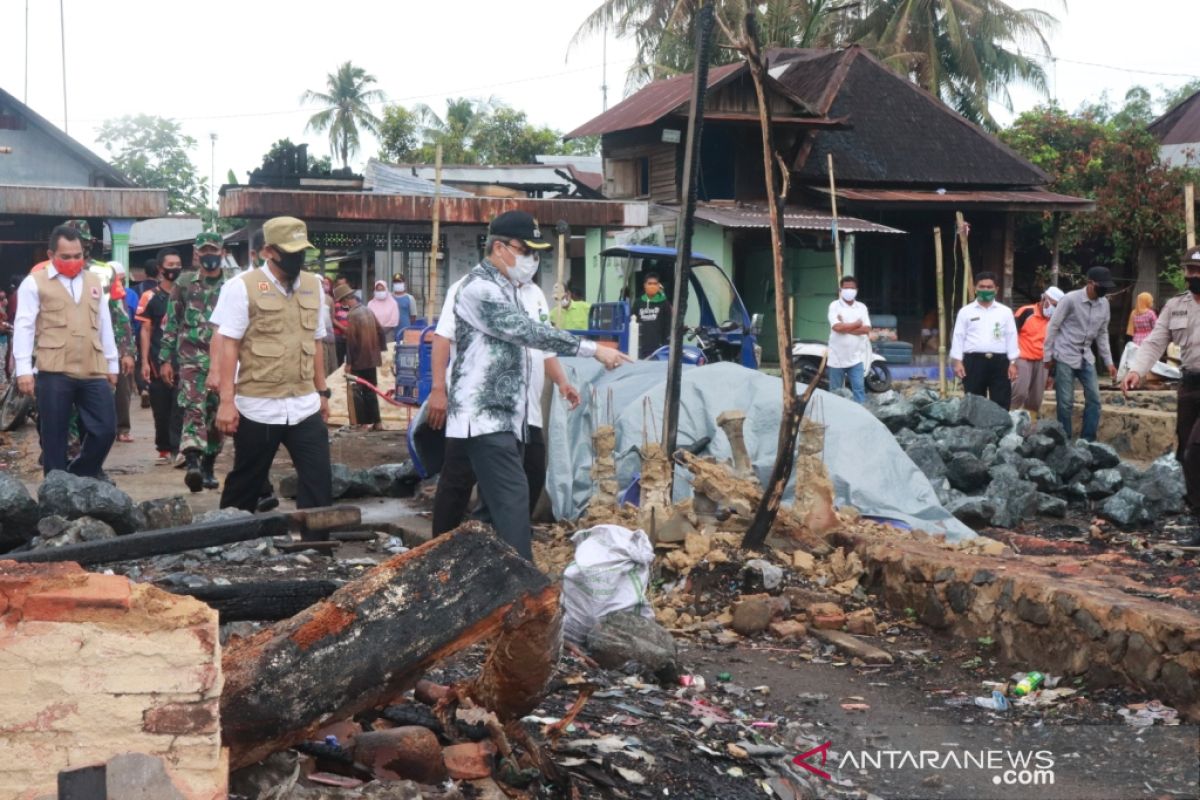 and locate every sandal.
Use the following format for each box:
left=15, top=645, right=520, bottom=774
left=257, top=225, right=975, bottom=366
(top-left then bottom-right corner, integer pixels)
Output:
left=117, top=433, right=134, bottom=443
